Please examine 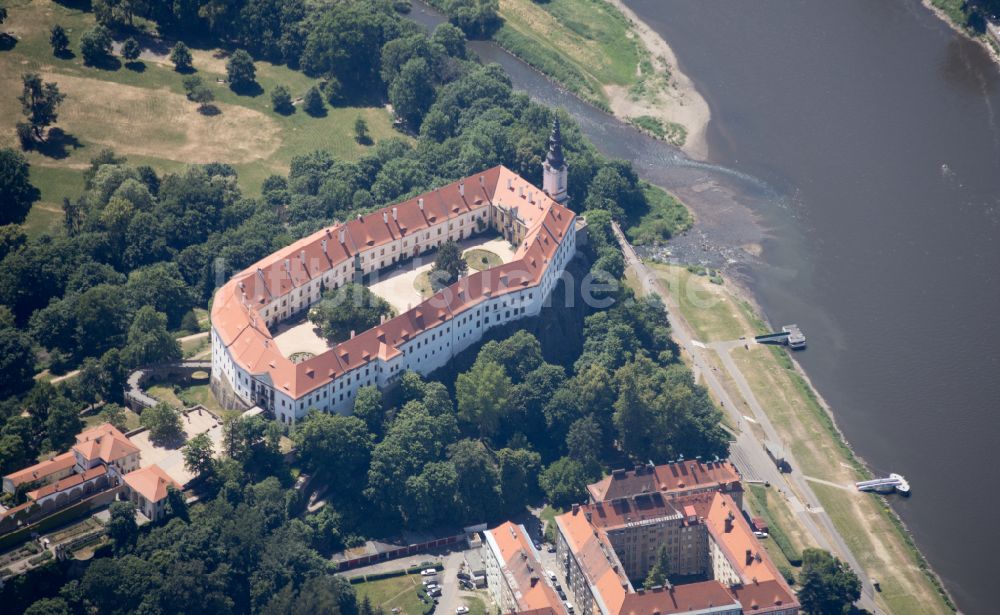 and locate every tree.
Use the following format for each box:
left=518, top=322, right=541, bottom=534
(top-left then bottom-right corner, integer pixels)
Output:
left=354, top=116, right=370, bottom=144
left=303, top=85, right=325, bottom=116
left=498, top=447, right=541, bottom=514
left=49, top=25, right=70, bottom=57
left=433, top=22, right=467, bottom=59
left=121, top=37, right=141, bottom=65
left=405, top=460, right=459, bottom=528
left=18, top=73, right=65, bottom=142
left=164, top=485, right=189, bottom=521
left=108, top=500, right=138, bottom=551
left=539, top=456, right=589, bottom=508
left=388, top=57, right=434, bottom=127
left=140, top=402, right=183, bottom=445
left=45, top=395, right=83, bottom=451
left=99, top=403, right=128, bottom=431
left=24, top=598, right=71, bottom=615
left=183, top=431, right=215, bottom=479
left=182, top=75, right=216, bottom=112
left=271, top=85, right=293, bottom=114
left=0, top=148, right=40, bottom=225
left=79, top=25, right=113, bottom=66
left=448, top=439, right=501, bottom=522
left=122, top=306, right=181, bottom=369
left=799, top=548, right=862, bottom=615
left=352, top=385, right=385, bottom=435
left=455, top=359, right=511, bottom=440
left=293, top=412, right=373, bottom=499
left=431, top=240, right=465, bottom=287
left=169, top=42, right=193, bottom=72
left=565, top=415, right=602, bottom=474
left=644, top=545, right=671, bottom=589
left=125, top=263, right=195, bottom=328
left=226, top=49, right=257, bottom=91
left=308, top=283, right=394, bottom=342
